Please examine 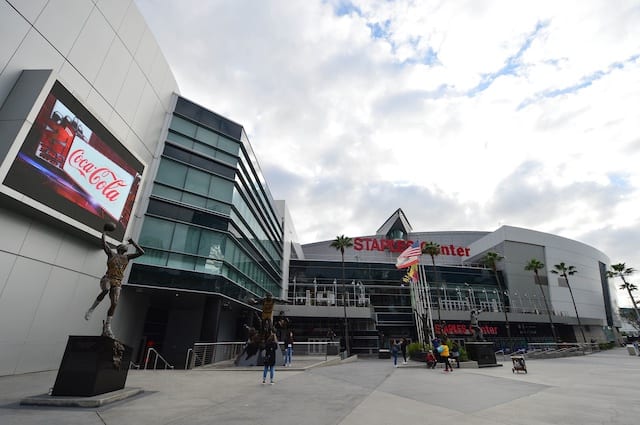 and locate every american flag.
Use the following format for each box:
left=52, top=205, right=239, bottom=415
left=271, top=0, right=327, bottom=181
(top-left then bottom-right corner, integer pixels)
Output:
left=396, top=241, right=421, bottom=269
